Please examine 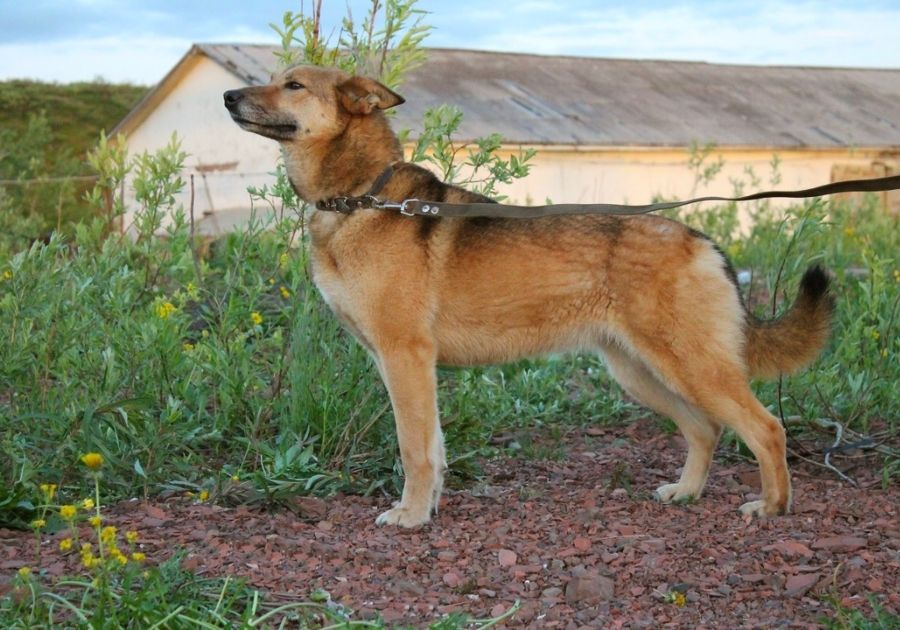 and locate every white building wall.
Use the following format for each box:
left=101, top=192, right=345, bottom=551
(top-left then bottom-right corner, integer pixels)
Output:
left=493, top=146, right=885, bottom=209
left=123, top=57, right=281, bottom=234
